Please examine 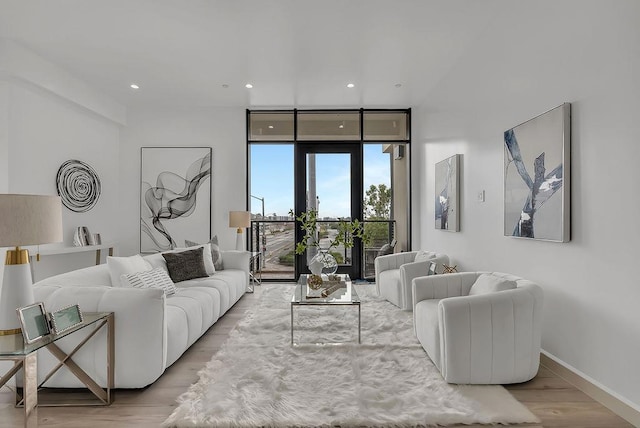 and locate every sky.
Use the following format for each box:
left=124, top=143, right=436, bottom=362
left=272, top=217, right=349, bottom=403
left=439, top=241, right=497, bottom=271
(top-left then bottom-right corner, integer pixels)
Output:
left=250, top=144, right=391, bottom=218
